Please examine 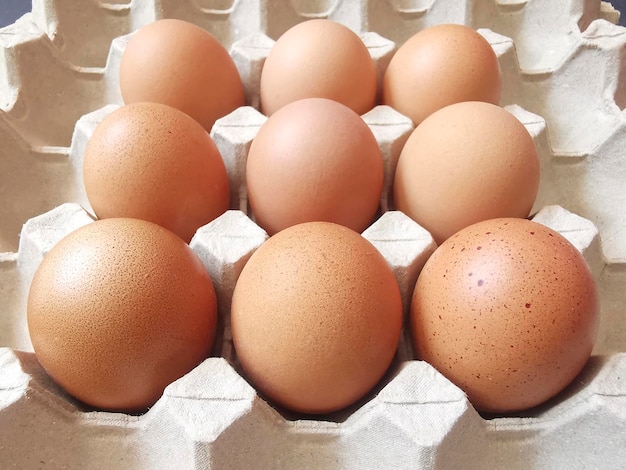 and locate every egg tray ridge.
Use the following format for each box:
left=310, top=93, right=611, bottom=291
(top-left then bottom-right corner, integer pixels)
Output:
left=1, top=0, right=626, bottom=468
